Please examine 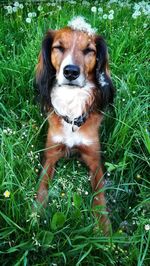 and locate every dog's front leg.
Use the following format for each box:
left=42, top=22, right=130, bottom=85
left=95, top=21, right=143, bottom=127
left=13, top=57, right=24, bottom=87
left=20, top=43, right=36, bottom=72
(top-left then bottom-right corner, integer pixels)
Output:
left=37, top=141, right=65, bottom=207
left=79, top=144, right=111, bottom=234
